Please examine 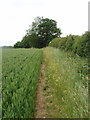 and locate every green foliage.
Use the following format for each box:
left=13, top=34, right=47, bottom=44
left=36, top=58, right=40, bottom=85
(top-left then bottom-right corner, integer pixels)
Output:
left=72, top=35, right=81, bottom=53
left=58, top=37, right=67, bottom=49
left=14, top=41, right=22, bottom=48
left=37, top=18, right=61, bottom=46
left=49, top=32, right=90, bottom=57
left=49, top=38, right=61, bottom=48
left=75, top=32, right=90, bottom=57
left=14, top=17, right=62, bottom=48
left=65, top=35, right=76, bottom=51
left=2, top=48, right=42, bottom=118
